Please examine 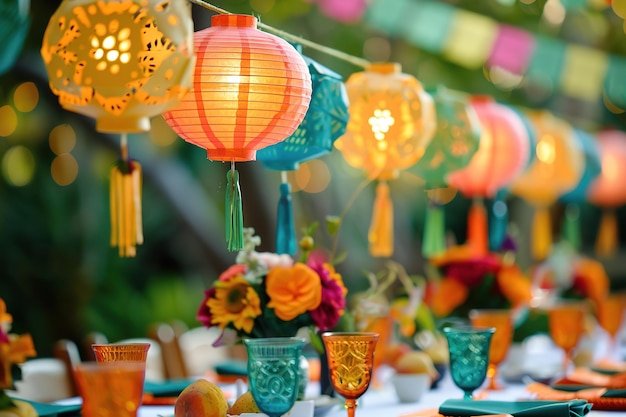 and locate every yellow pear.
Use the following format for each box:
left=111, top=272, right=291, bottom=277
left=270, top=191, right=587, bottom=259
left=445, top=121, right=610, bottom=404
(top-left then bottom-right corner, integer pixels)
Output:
left=174, top=379, right=228, bottom=417
left=228, top=391, right=261, bottom=415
